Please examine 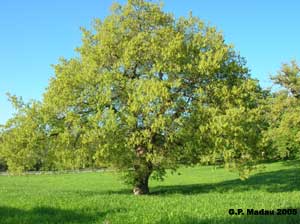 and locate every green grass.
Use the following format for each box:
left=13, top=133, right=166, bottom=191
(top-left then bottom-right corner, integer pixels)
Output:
left=0, top=161, right=299, bottom=224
